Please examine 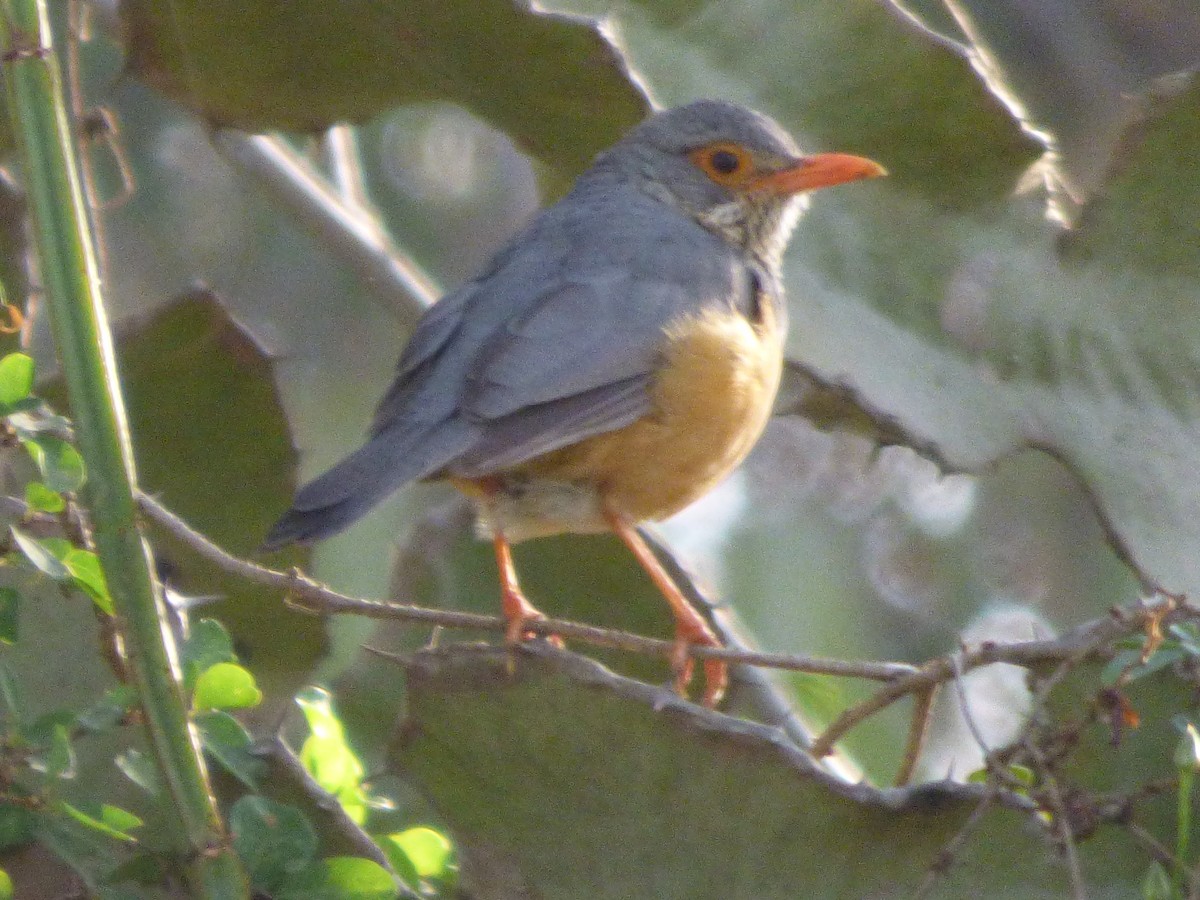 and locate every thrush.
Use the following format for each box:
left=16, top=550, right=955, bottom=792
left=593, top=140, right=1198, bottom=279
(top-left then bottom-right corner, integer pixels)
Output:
left=265, top=100, right=885, bottom=705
